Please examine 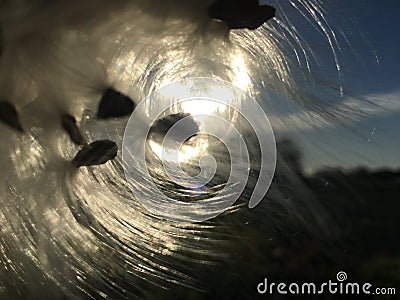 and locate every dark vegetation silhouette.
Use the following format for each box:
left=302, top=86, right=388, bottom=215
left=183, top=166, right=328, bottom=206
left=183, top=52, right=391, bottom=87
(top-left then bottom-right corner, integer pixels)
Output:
left=168, top=139, right=400, bottom=299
